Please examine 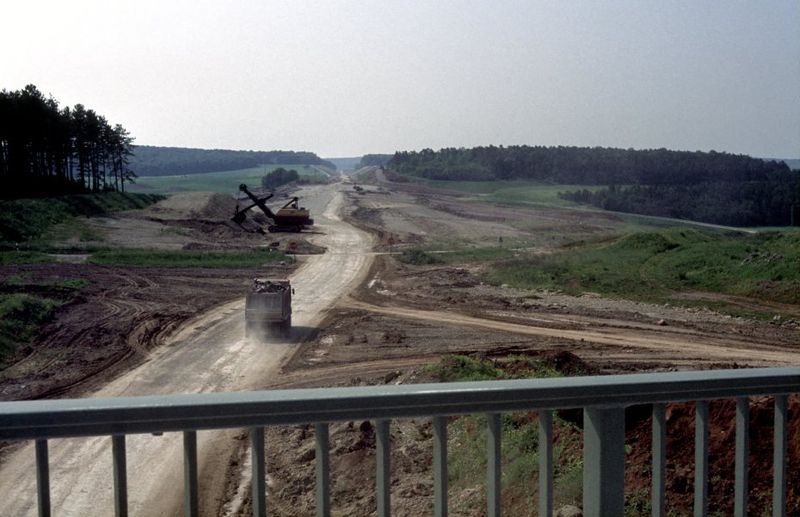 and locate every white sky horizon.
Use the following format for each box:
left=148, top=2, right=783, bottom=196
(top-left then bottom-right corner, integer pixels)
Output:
left=3, top=1, right=799, bottom=159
